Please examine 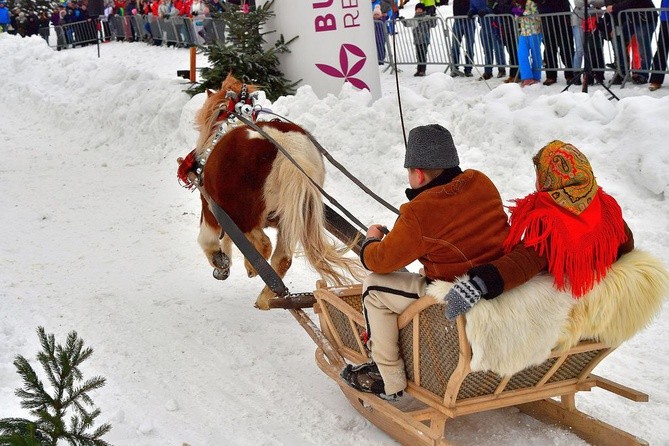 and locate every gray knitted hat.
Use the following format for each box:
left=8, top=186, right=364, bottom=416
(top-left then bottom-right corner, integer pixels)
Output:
left=404, top=124, right=459, bottom=169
